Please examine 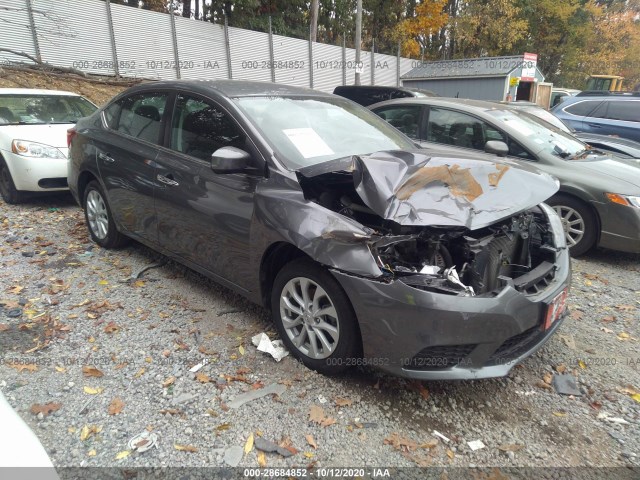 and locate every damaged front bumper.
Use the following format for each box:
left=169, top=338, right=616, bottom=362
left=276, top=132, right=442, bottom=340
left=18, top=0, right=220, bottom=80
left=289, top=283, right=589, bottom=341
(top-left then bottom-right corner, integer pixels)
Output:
left=331, top=244, right=571, bottom=380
